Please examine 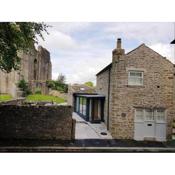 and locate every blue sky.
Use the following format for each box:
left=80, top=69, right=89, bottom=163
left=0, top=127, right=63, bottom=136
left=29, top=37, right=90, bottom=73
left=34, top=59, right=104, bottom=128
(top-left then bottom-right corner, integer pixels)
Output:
left=38, top=22, right=175, bottom=84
